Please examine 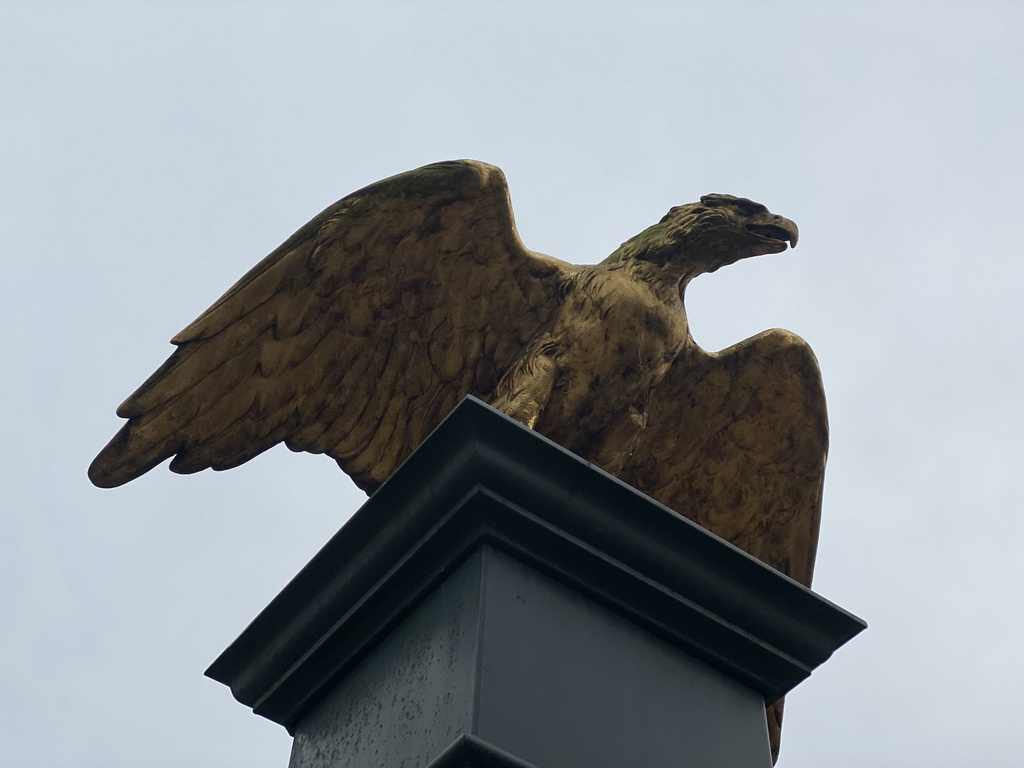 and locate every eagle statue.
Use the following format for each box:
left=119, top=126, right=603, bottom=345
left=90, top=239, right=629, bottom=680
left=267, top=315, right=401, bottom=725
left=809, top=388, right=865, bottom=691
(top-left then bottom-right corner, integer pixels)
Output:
left=89, top=159, right=826, bottom=763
